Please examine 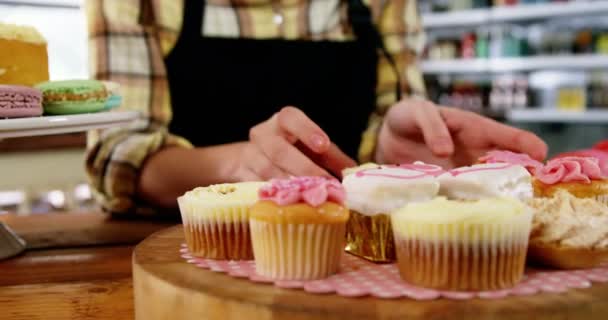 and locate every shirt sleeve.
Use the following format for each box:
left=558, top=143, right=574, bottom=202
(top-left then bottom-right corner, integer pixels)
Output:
left=85, top=0, right=191, bottom=216
left=358, top=0, right=427, bottom=163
